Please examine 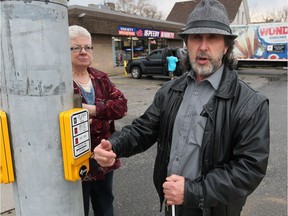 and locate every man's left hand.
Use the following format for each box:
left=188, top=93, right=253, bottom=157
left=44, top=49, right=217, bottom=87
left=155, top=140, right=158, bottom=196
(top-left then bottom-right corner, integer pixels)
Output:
left=163, top=174, right=185, bottom=205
